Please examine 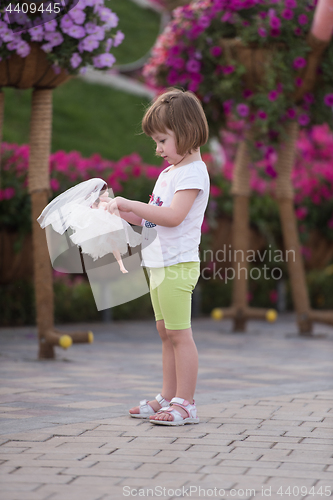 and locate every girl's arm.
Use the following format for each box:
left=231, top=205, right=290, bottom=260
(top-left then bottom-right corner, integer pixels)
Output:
left=108, top=189, right=199, bottom=228
left=116, top=210, right=143, bottom=226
